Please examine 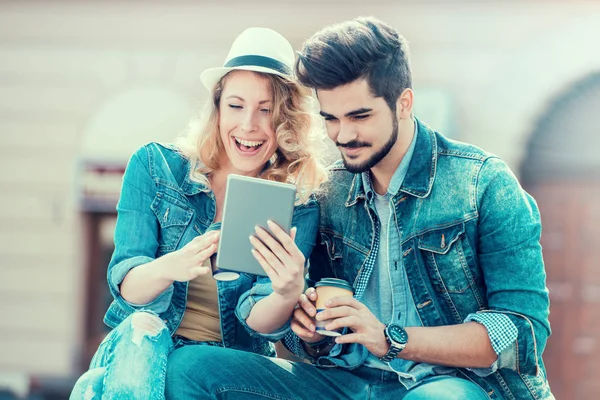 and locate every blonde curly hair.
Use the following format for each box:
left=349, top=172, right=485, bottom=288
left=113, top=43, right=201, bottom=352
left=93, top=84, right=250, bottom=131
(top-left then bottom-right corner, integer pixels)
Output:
left=178, top=71, right=328, bottom=204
